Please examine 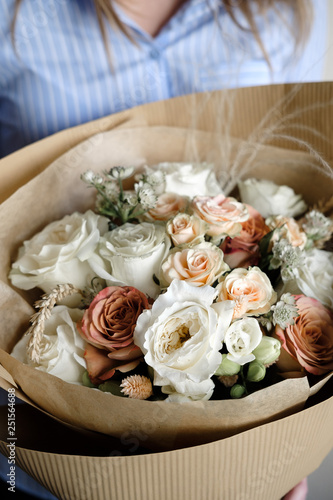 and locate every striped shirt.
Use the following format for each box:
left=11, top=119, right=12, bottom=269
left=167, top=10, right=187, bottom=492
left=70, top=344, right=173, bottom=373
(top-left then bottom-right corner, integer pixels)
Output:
left=0, top=0, right=328, bottom=158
